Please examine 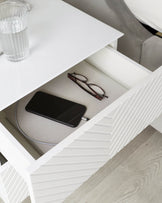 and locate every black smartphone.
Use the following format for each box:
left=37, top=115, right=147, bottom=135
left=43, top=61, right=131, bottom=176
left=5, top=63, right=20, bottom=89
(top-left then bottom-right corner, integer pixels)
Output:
left=25, top=91, right=87, bottom=127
